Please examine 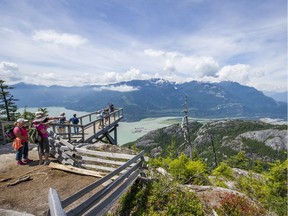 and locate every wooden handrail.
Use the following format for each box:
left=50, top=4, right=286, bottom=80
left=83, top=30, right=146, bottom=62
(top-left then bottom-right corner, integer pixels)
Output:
left=48, top=108, right=123, bottom=143
left=48, top=150, right=145, bottom=216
